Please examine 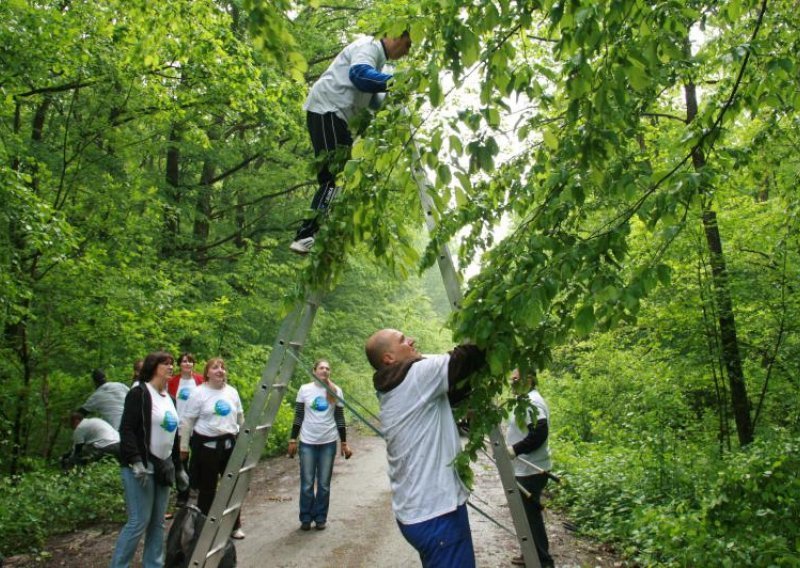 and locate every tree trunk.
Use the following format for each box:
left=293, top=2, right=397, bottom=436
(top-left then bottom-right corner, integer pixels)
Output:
left=162, top=125, right=181, bottom=257
left=684, top=79, right=754, bottom=446
left=193, top=159, right=215, bottom=265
